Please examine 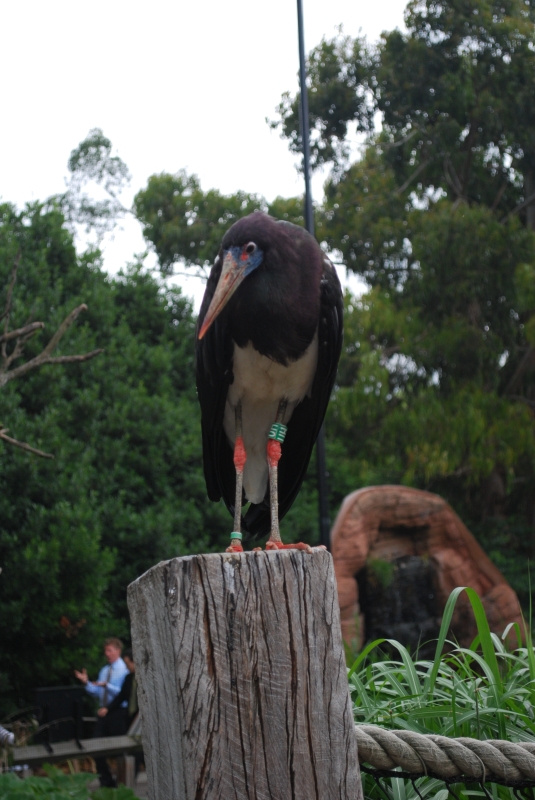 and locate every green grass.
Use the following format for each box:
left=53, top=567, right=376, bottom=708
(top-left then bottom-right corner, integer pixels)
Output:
left=349, top=587, right=535, bottom=799
left=0, top=765, right=140, bottom=799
